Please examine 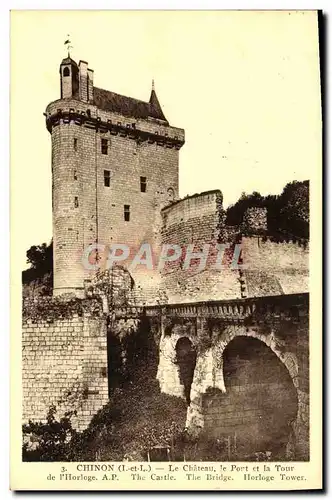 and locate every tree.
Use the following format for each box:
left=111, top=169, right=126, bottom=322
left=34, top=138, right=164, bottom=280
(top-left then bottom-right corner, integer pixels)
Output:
left=225, top=181, right=309, bottom=240
left=22, top=240, right=53, bottom=293
left=22, top=241, right=53, bottom=296
left=226, top=191, right=265, bottom=226
left=26, top=241, right=53, bottom=271
left=279, top=180, right=309, bottom=239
